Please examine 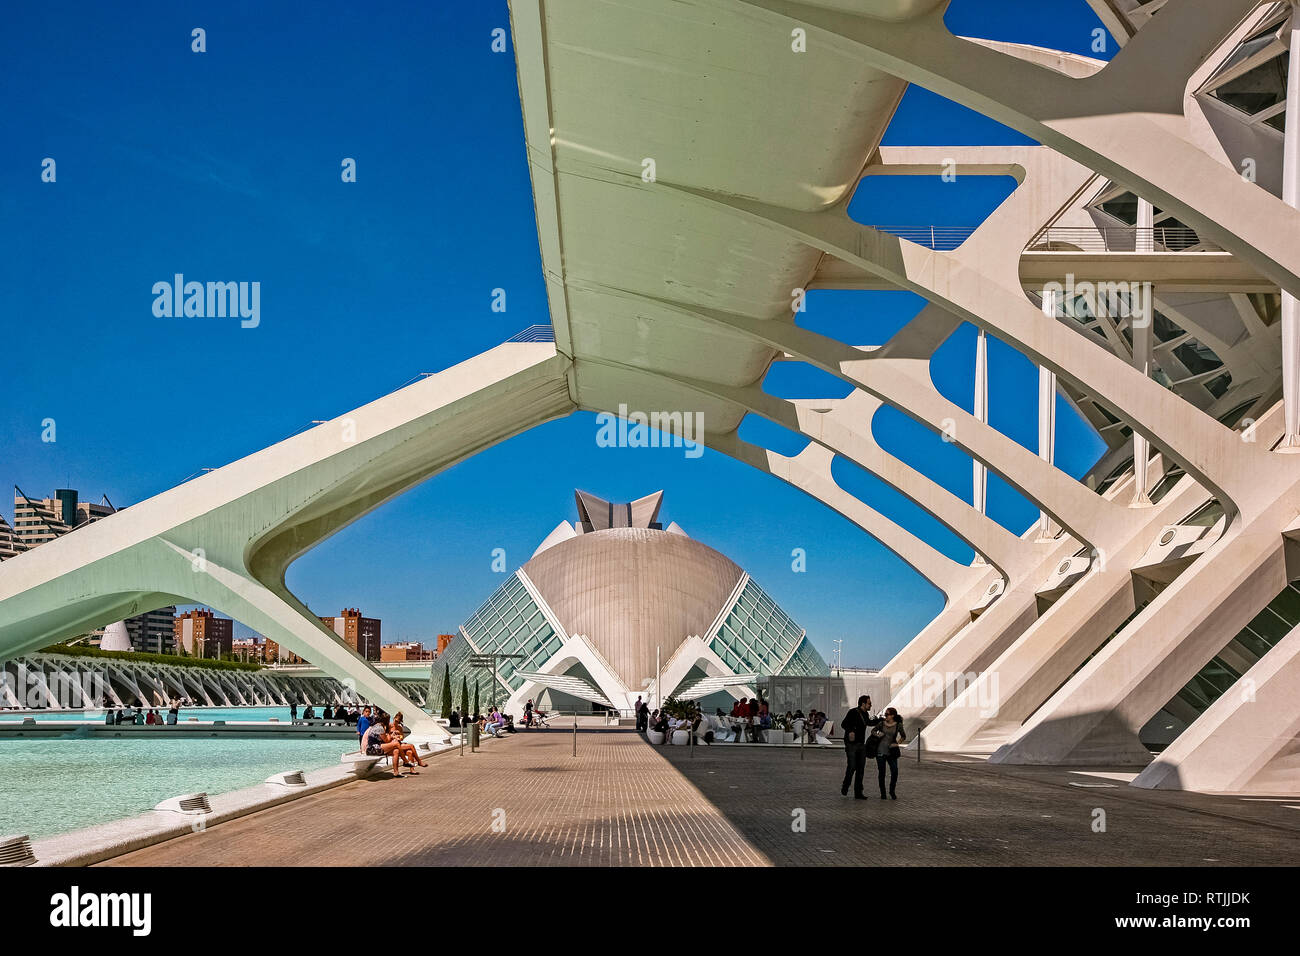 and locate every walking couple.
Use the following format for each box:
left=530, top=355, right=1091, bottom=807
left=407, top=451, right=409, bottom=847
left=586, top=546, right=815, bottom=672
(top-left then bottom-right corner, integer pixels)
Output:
left=840, top=695, right=906, bottom=800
